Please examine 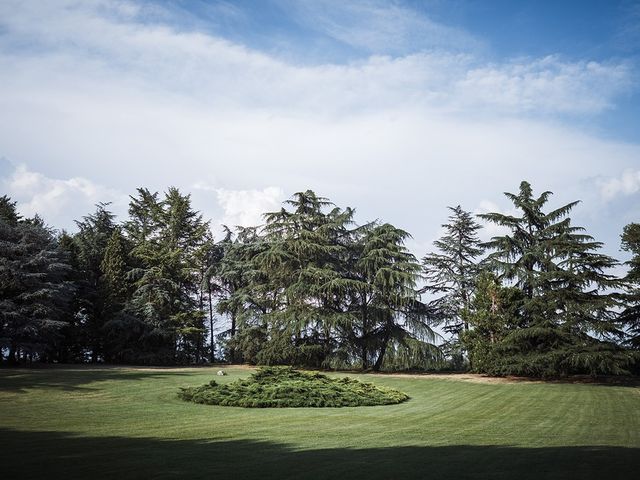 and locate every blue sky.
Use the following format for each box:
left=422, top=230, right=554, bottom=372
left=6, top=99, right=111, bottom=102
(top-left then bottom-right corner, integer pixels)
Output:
left=0, top=0, right=639, bottom=266
left=153, top=0, right=640, bottom=140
